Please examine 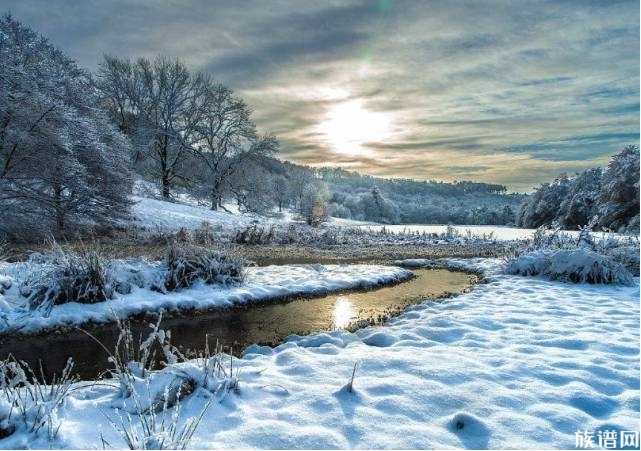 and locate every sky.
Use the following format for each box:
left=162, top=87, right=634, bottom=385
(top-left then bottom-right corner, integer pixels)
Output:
left=3, top=0, right=639, bottom=191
